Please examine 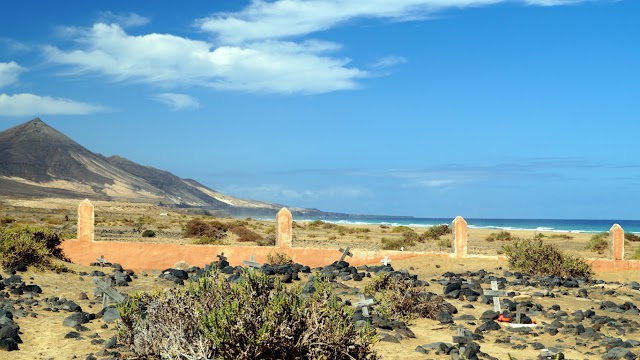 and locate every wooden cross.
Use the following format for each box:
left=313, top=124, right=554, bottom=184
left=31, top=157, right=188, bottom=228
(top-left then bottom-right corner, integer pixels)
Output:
left=242, top=255, right=262, bottom=269
left=338, top=247, right=353, bottom=262
left=483, top=280, right=507, bottom=312
left=452, top=327, right=473, bottom=344
left=512, top=294, right=531, bottom=324
left=353, top=294, right=375, bottom=317
left=216, top=252, right=227, bottom=262
left=93, top=277, right=125, bottom=310
left=380, top=256, right=391, bottom=266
